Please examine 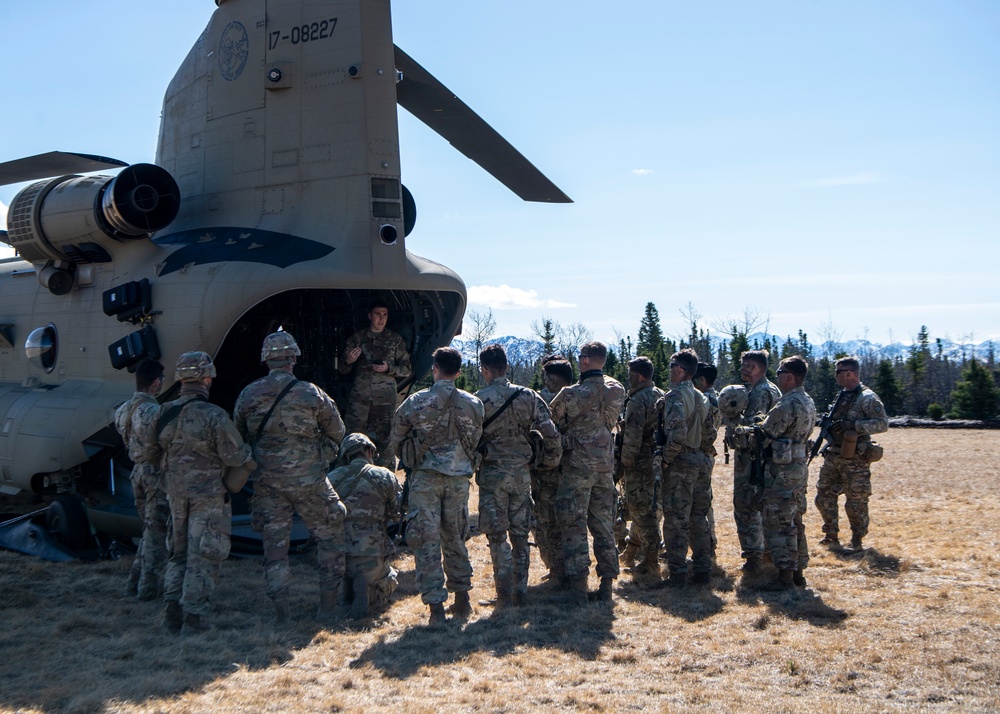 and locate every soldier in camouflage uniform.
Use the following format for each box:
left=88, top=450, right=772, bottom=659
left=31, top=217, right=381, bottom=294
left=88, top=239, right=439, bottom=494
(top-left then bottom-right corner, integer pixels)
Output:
left=736, top=356, right=817, bottom=590
left=327, top=433, right=402, bottom=619
left=727, top=349, right=781, bottom=572
left=657, top=349, right=712, bottom=587
left=234, top=332, right=347, bottom=623
left=549, top=341, right=626, bottom=604
left=475, top=344, right=561, bottom=607
left=815, top=356, right=889, bottom=553
left=616, top=356, right=664, bottom=582
left=389, top=347, right=484, bottom=626
left=143, top=352, right=255, bottom=635
left=339, top=300, right=412, bottom=468
left=115, top=358, right=168, bottom=601
left=693, top=362, right=721, bottom=563
left=532, top=358, right=574, bottom=583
